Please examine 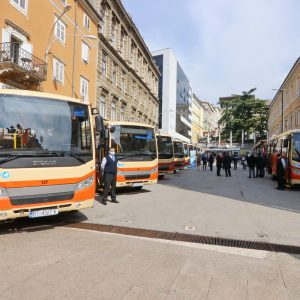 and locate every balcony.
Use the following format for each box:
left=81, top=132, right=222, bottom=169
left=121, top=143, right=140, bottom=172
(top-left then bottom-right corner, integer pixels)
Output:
left=0, top=42, right=47, bottom=88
